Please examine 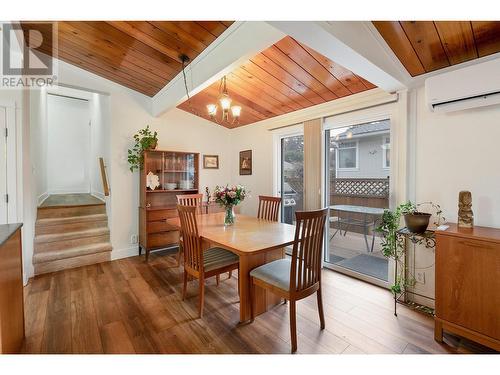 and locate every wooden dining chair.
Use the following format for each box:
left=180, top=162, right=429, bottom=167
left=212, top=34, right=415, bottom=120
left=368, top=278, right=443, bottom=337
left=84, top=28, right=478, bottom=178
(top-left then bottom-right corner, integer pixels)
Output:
left=257, top=195, right=282, bottom=221
left=176, top=194, right=203, bottom=266
left=177, top=205, right=239, bottom=317
left=249, top=208, right=328, bottom=353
